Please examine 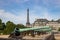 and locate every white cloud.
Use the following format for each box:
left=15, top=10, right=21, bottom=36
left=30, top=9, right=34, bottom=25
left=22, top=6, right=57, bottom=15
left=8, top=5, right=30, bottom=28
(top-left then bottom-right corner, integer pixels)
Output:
left=0, top=9, right=38, bottom=25
left=0, top=6, right=57, bottom=25
left=0, top=8, right=41, bottom=25
left=0, top=9, right=27, bottom=25
left=29, top=6, right=59, bottom=21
